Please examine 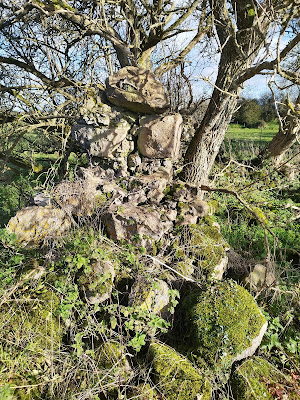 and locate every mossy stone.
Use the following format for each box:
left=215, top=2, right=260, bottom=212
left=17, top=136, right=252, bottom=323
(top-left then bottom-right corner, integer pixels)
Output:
left=173, top=219, right=228, bottom=281
left=230, top=356, right=299, bottom=399
left=96, top=341, right=134, bottom=386
left=148, top=342, right=211, bottom=400
left=182, top=280, right=266, bottom=380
